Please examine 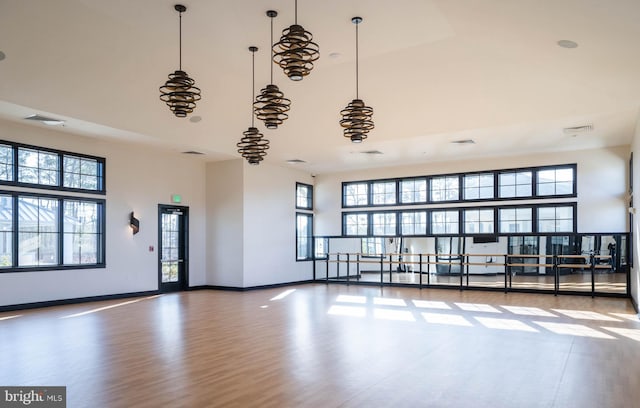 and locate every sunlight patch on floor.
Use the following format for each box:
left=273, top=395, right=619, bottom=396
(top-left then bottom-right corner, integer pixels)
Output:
left=475, top=317, right=538, bottom=332
left=500, top=305, right=557, bottom=317
left=270, top=289, right=296, bottom=301
left=552, top=309, right=621, bottom=322
left=421, top=312, right=473, bottom=327
left=412, top=300, right=451, bottom=310
left=533, top=321, right=615, bottom=339
left=374, top=297, right=407, bottom=307
left=336, top=295, right=367, bottom=304
left=374, top=308, right=415, bottom=322
left=455, top=303, right=501, bottom=313
left=601, top=327, right=640, bottom=342
left=60, top=295, right=161, bottom=318
left=328, top=305, right=366, bottom=318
